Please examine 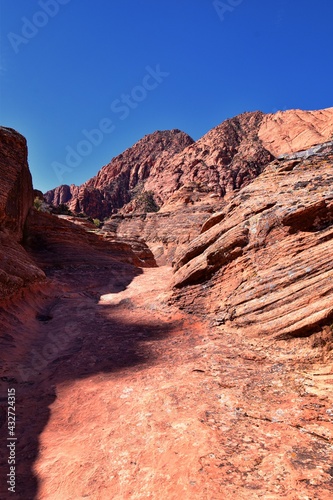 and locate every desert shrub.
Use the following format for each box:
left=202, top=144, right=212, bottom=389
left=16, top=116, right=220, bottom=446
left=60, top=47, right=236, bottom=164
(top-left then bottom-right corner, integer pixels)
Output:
left=54, top=203, right=73, bottom=215
left=93, top=218, right=102, bottom=228
left=135, top=190, right=159, bottom=212
left=33, top=197, right=43, bottom=211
